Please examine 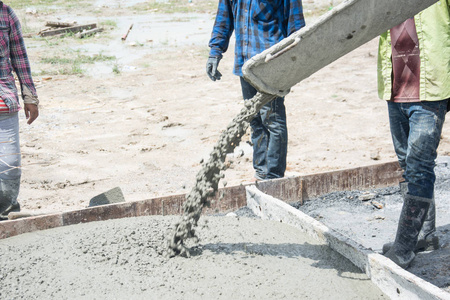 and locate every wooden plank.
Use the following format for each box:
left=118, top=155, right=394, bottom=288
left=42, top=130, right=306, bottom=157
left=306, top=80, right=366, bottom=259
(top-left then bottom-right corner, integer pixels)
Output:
left=40, top=23, right=97, bottom=37
left=76, top=28, right=103, bottom=39
left=0, top=160, right=402, bottom=240
left=256, top=161, right=402, bottom=203
left=45, top=21, right=77, bottom=28
left=0, top=214, right=62, bottom=239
